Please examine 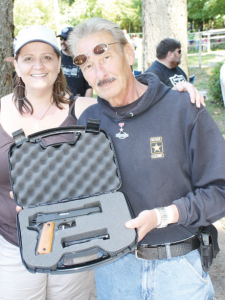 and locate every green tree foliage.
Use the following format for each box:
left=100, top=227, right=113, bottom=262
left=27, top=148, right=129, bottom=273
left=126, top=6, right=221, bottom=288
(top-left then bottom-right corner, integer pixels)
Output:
left=14, top=0, right=57, bottom=36
left=59, top=0, right=142, bottom=32
left=188, top=0, right=225, bottom=29
left=208, top=61, right=224, bottom=107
